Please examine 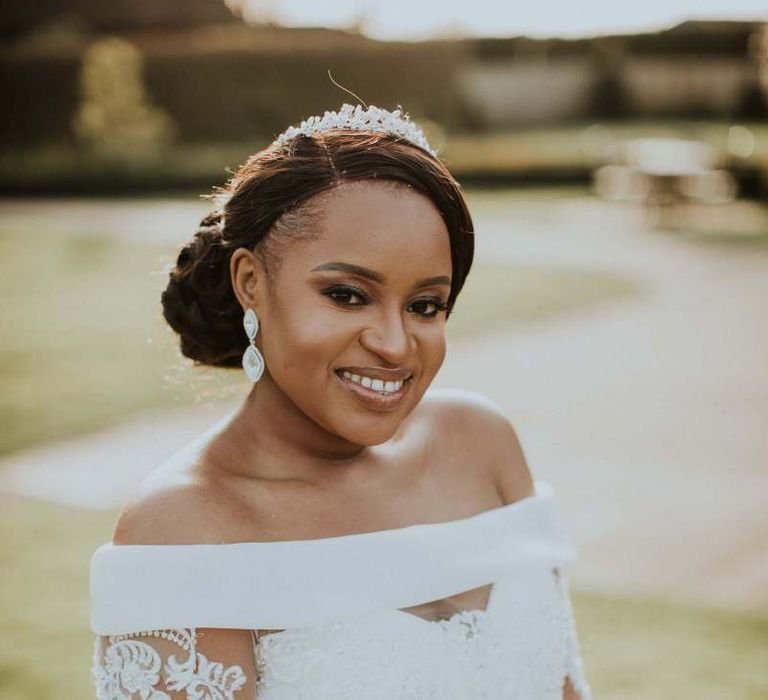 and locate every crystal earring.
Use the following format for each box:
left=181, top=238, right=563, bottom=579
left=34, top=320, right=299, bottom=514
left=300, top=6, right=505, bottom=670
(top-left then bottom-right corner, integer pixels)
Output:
left=242, top=308, right=265, bottom=383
